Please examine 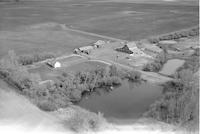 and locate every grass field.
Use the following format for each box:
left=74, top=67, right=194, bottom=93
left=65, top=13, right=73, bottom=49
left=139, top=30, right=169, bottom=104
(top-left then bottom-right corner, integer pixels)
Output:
left=0, top=1, right=198, bottom=37
left=64, top=60, right=109, bottom=72
left=0, top=26, right=99, bottom=58
left=0, top=0, right=198, bottom=57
